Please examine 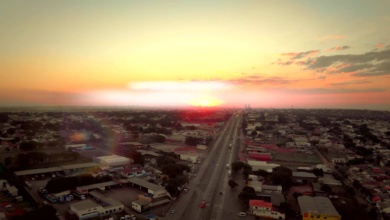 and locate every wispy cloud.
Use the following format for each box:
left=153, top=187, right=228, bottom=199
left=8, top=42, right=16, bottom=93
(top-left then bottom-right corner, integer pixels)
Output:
left=273, top=50, right=320, bottom=66
left=283, top=87, right=384, bottom=94
left=326, top=45, right=351, bottom=52
left=376, top=43, right=385, bottom=49
left=274, top=46, right=390, bottom=77
left=329, top=80, right=371, bottom=86
left=314, top=35, right=346, bottom=41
